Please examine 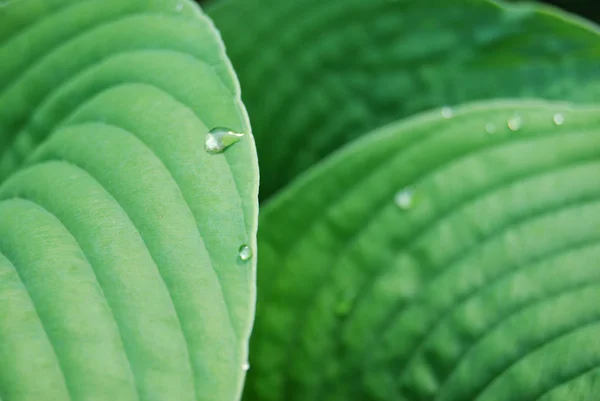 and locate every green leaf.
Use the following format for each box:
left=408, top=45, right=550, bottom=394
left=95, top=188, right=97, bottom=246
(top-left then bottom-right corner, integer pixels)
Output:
left=207, top=0, right=600, bottom=200
left=505, top=0, right=600, bottom=24
left=250, top=100, right=600, bottom=401
left=0, top=1, right=258, bottom=401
